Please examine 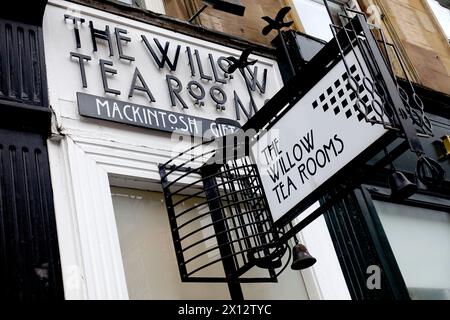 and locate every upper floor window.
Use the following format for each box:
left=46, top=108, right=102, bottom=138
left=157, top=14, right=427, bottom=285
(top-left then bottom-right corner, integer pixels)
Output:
left=116, top=0, right=141, bottom=7
left=427, top=0, right=450, bottom=41
left=114, top=0, right=166, bottom=14
left=291, top=0, right=358, bottom=41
